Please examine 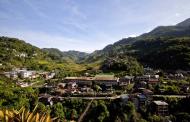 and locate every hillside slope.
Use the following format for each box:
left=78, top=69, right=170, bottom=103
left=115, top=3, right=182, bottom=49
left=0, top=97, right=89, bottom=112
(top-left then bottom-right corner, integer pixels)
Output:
left=84, top=18, right=190, bottom=70
left=42, top=48, right=88, bottom=62
left=0, top=37, right=86, bottom=72
left=1, top=18, right=190, bottom=72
